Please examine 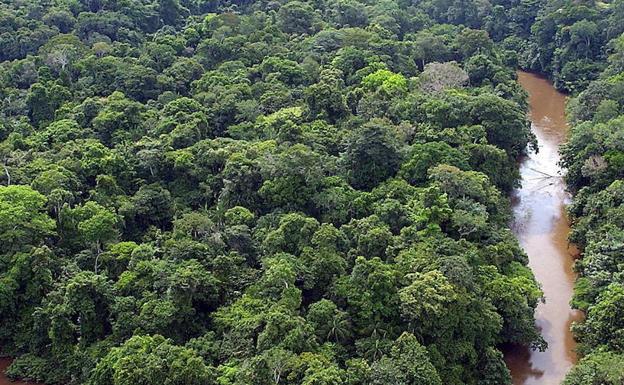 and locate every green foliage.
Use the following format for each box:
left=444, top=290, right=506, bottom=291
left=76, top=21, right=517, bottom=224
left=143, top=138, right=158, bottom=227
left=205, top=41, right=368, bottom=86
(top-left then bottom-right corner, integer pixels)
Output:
left=89, top=335, right=215, bottom=385
left=368, top=333, right=441, bottom=385
left=361, top=69, right=408, bottom=96
left=576, top=283, right=624, bottom=351
left=0, top=1, right=553, bottom=384
left=0, top=185, right=55, bottom=254
left=564, top=352, right=624, bottom=385
left=399, top=142, right=469, bottom=185
left=340, top=120, right=402, bottom=190
left=277, top=2, right=316, bottom=35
